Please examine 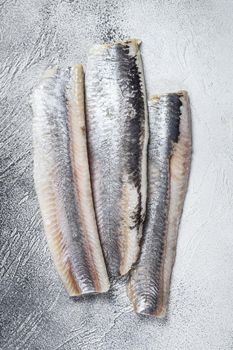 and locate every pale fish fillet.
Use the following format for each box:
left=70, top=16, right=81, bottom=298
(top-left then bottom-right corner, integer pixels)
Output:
left=128, top=91, right=192, bottom=316
left=85, top=40, right=148, bottom=276
left=31, top=65, right=109, bottom=296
